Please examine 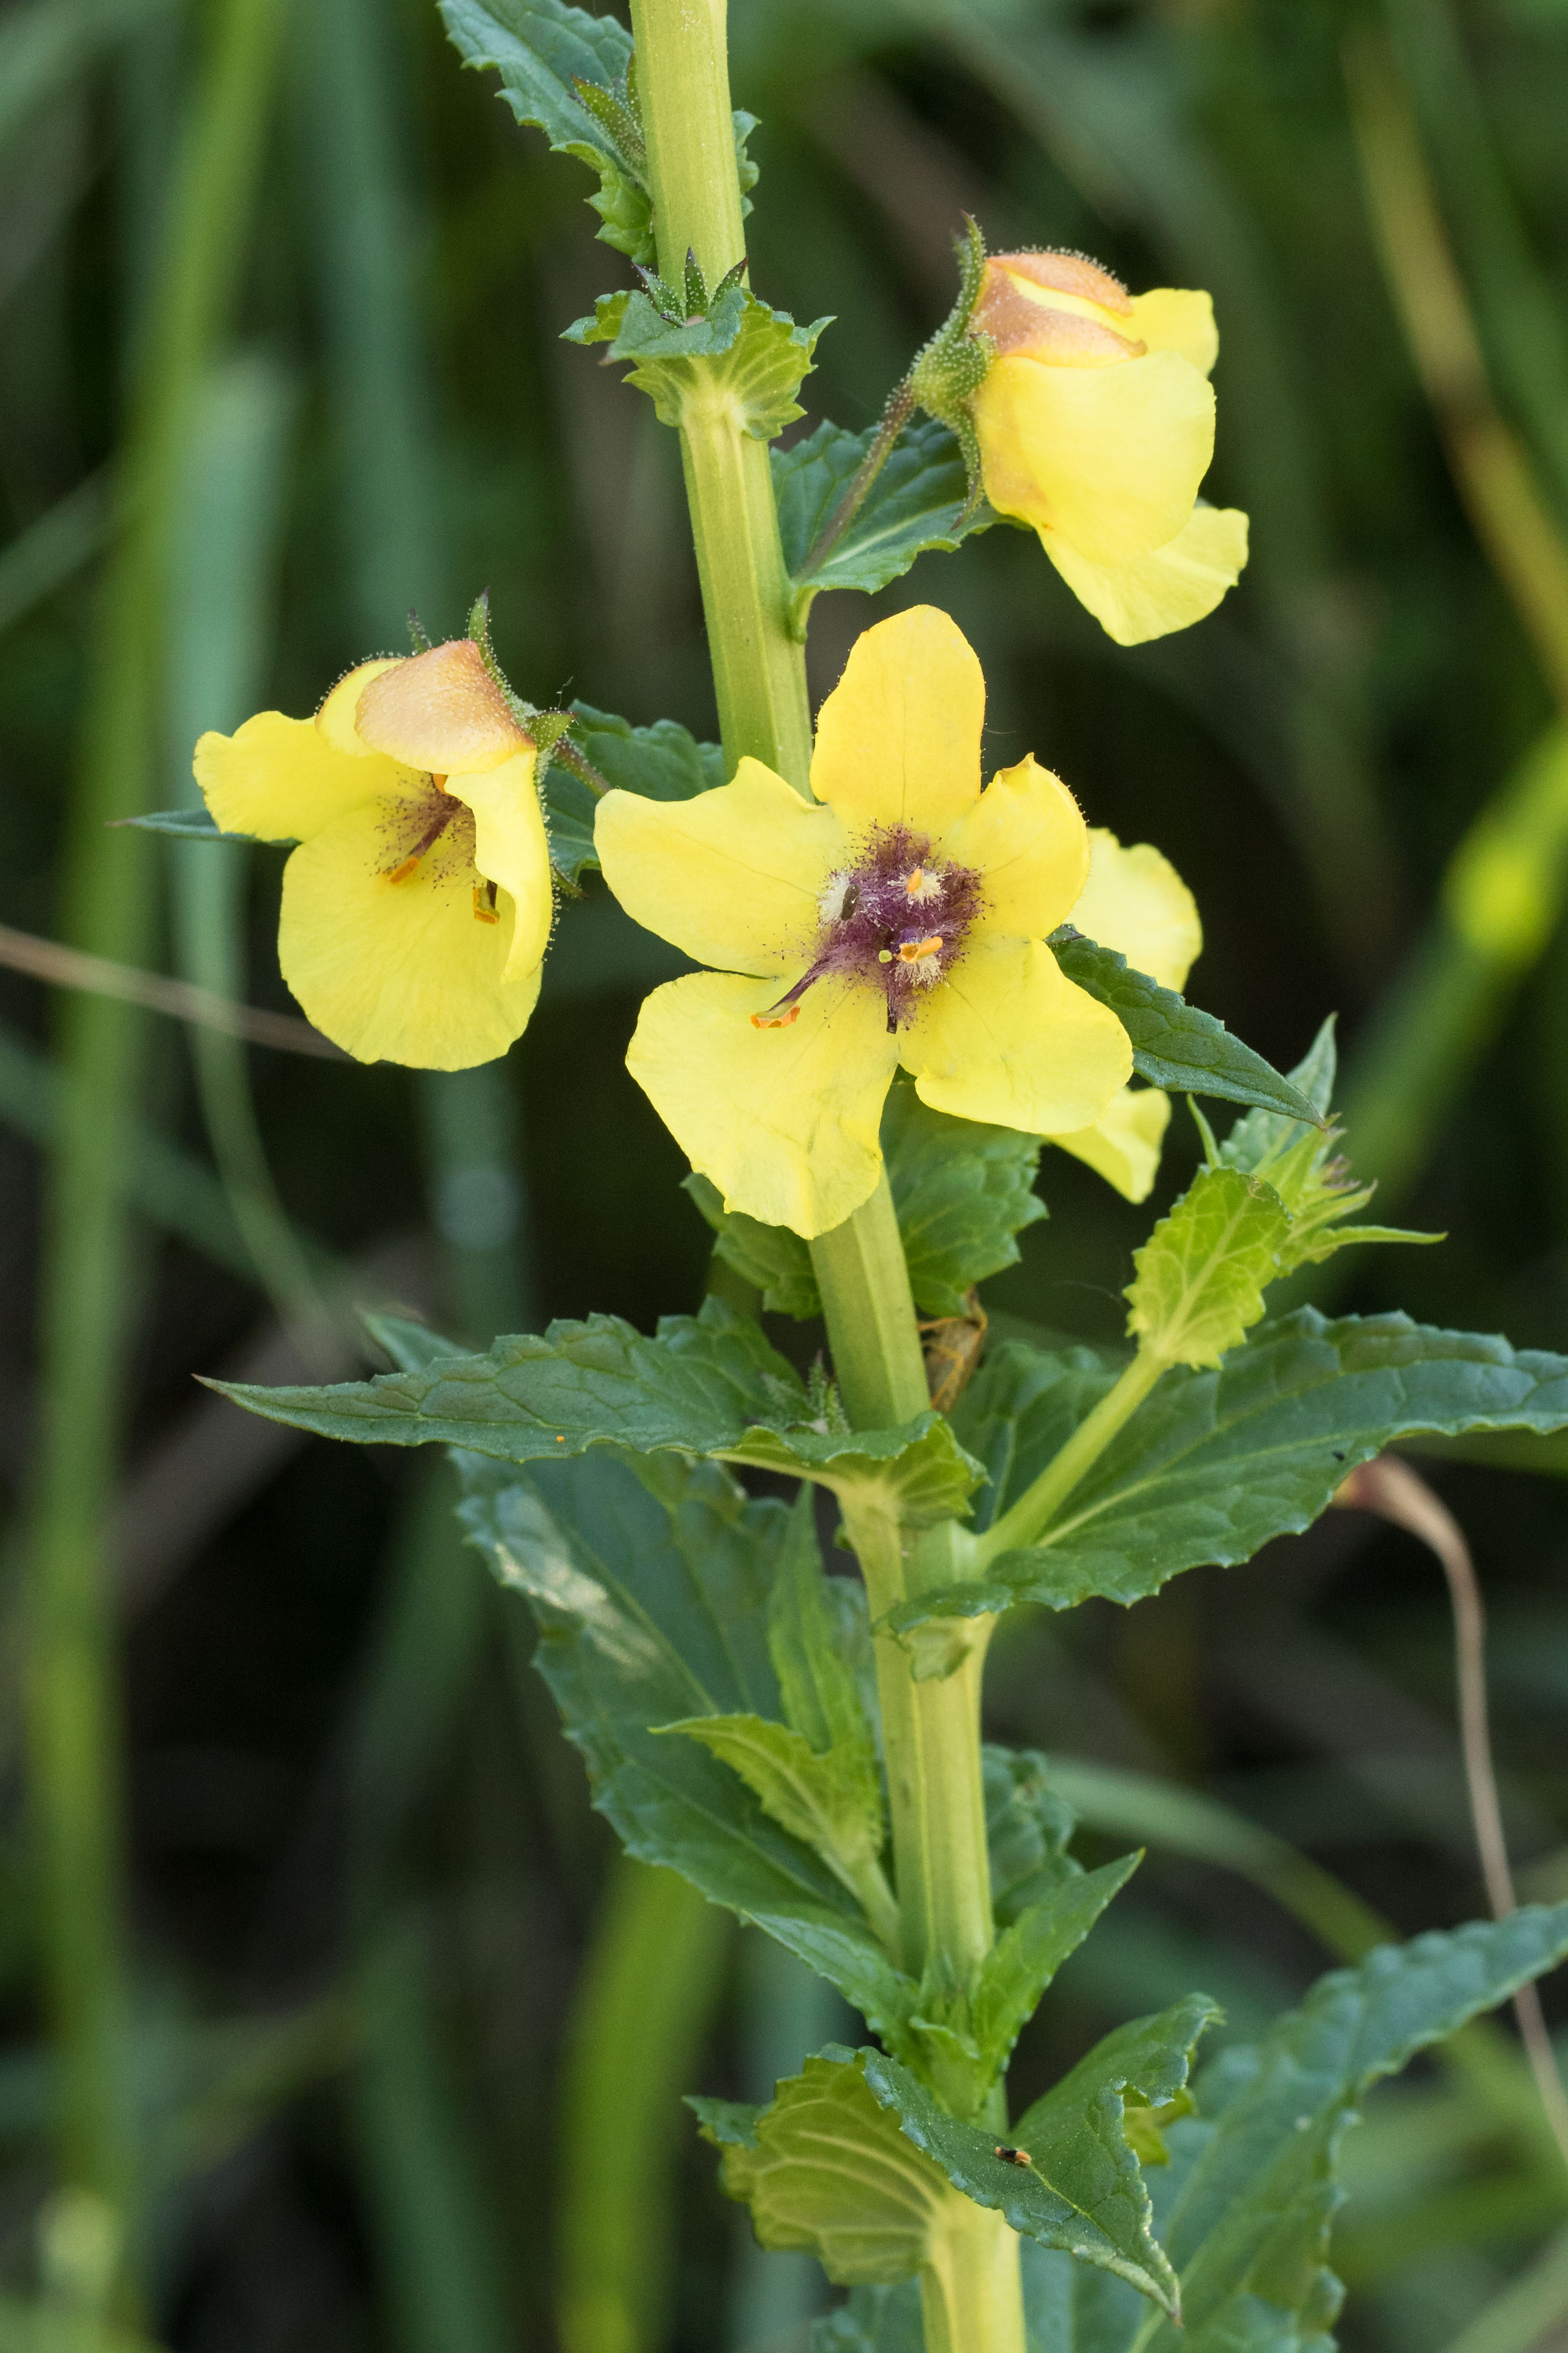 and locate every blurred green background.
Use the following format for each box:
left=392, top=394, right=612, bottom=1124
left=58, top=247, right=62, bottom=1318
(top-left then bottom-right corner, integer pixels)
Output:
left=5, top=0, right=1568, bottom=2348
